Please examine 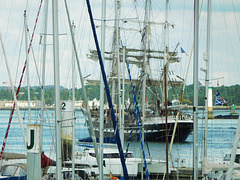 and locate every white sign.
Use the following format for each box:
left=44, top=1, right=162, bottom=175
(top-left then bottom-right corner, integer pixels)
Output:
left=27, top=124, right=40, bottom=153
